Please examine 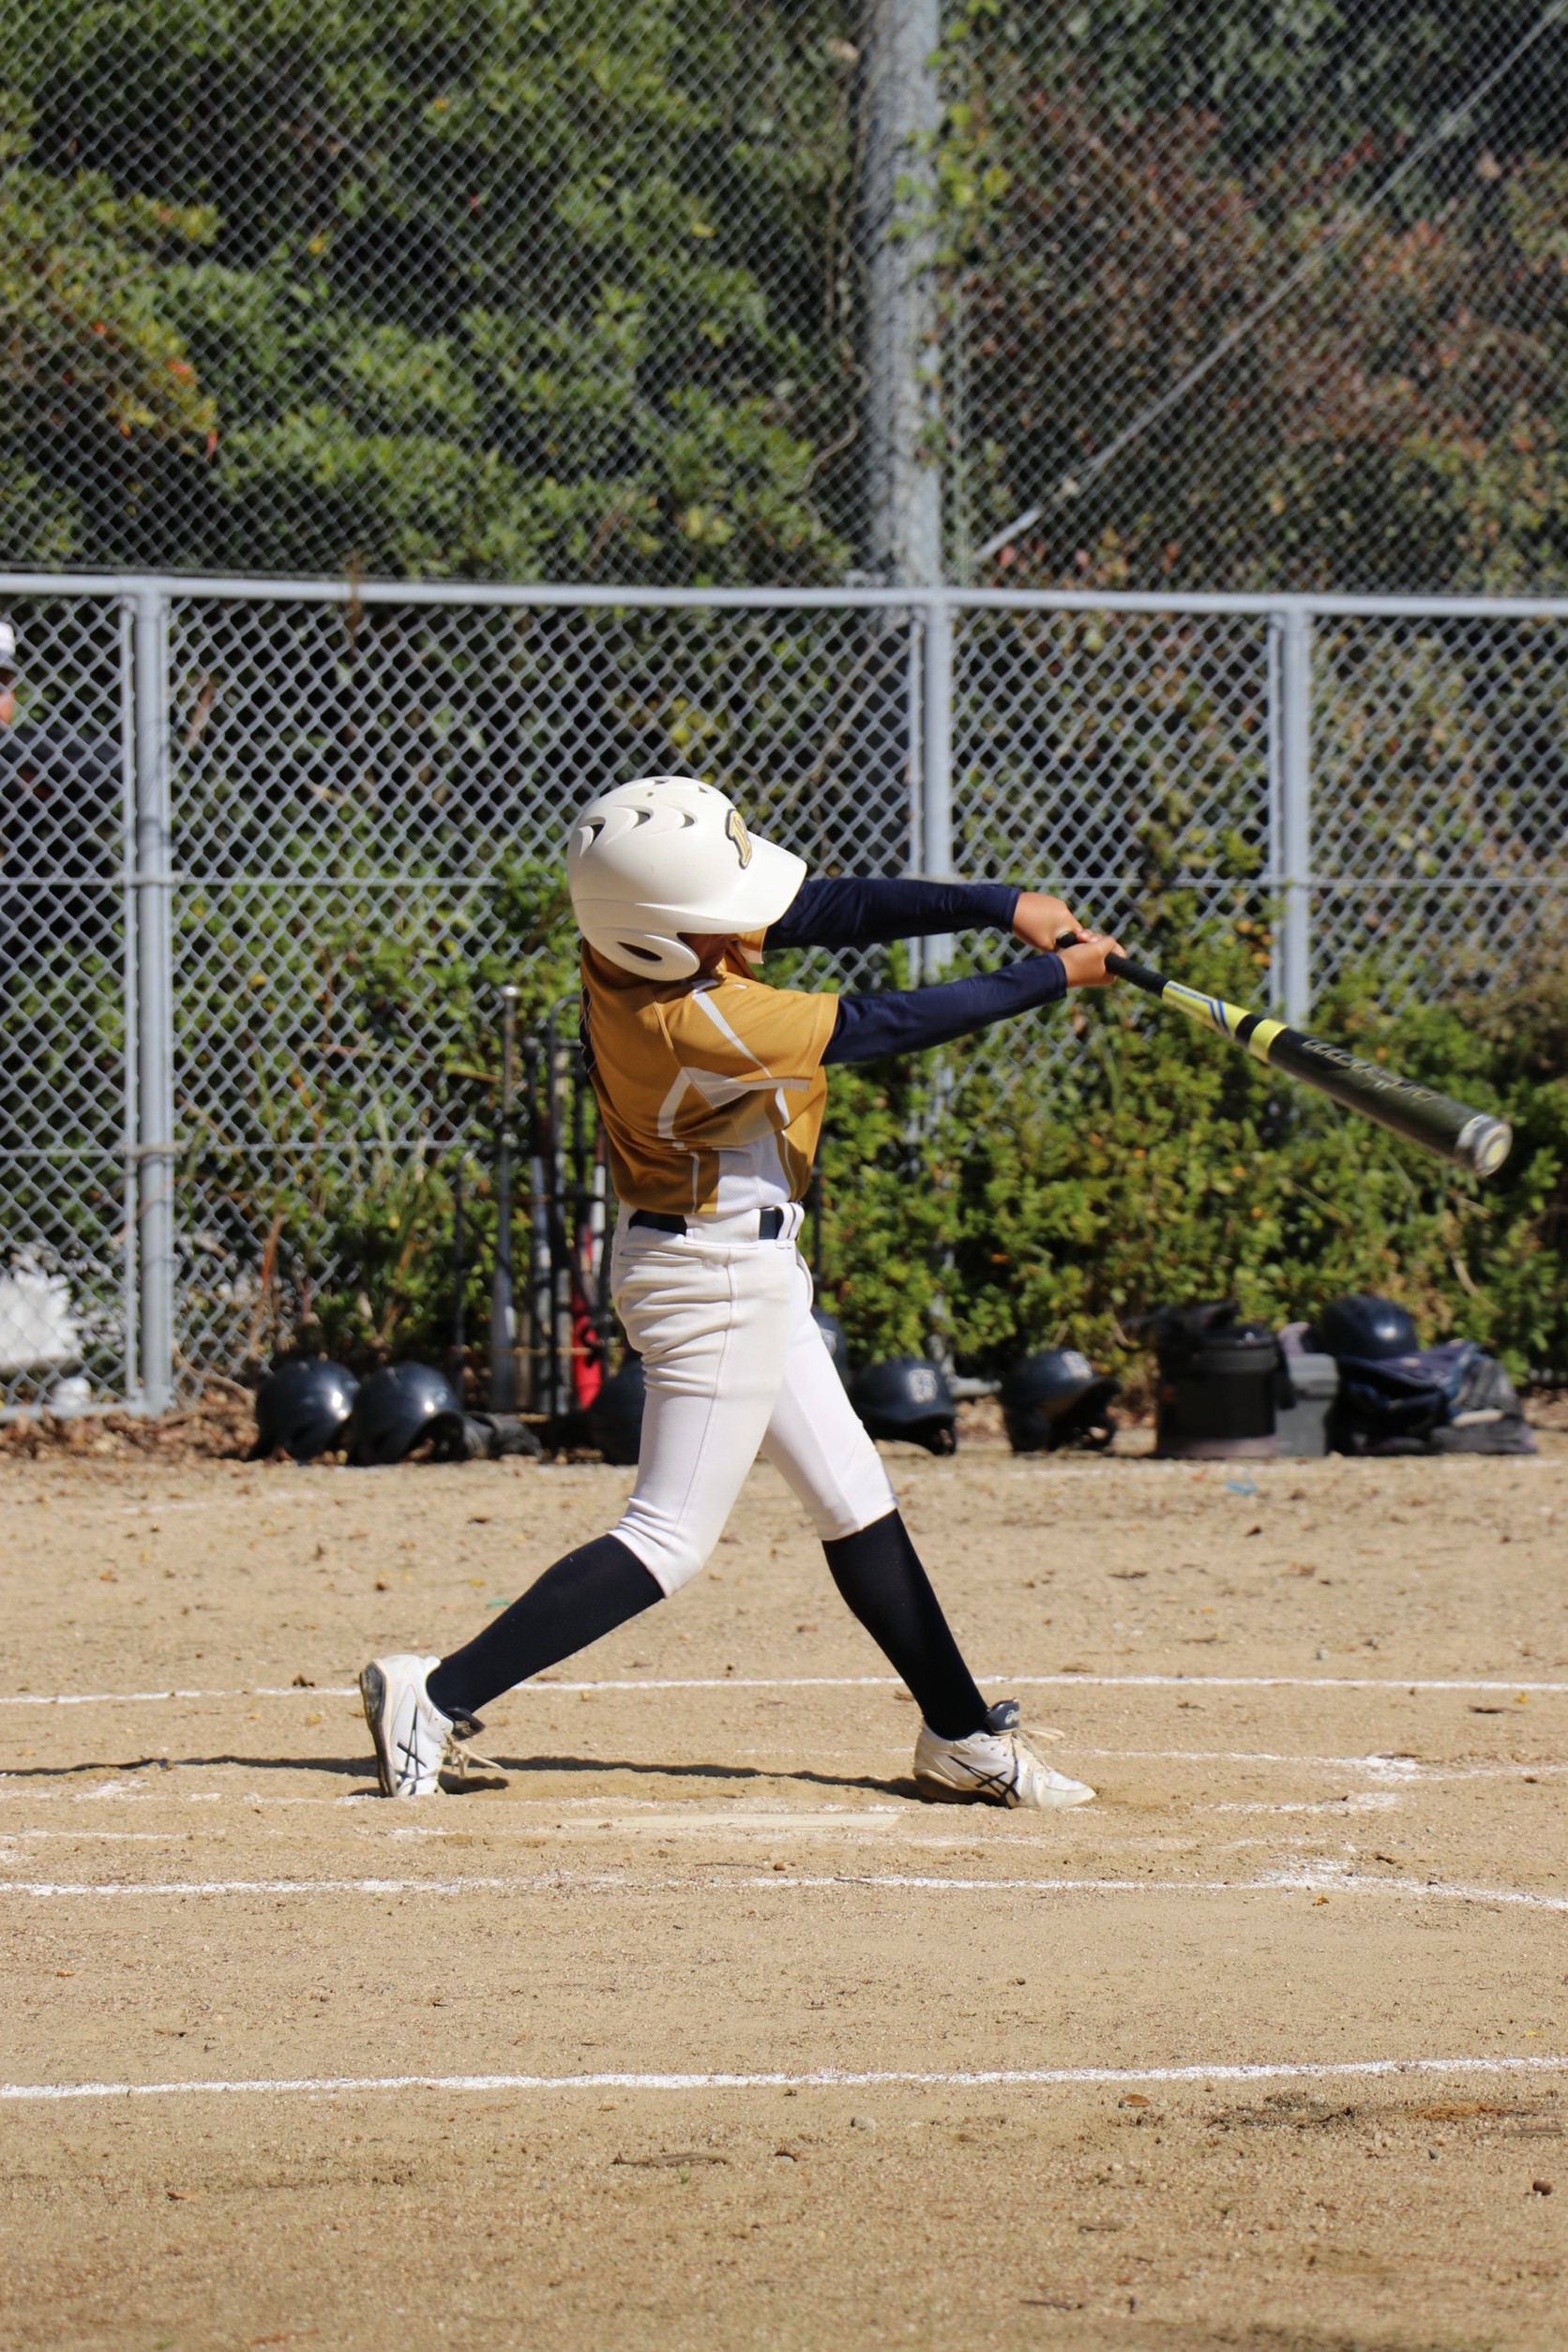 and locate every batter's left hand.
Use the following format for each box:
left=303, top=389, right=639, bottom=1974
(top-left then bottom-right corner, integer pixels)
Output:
left=1012, top=892, right=1086, bottom=953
